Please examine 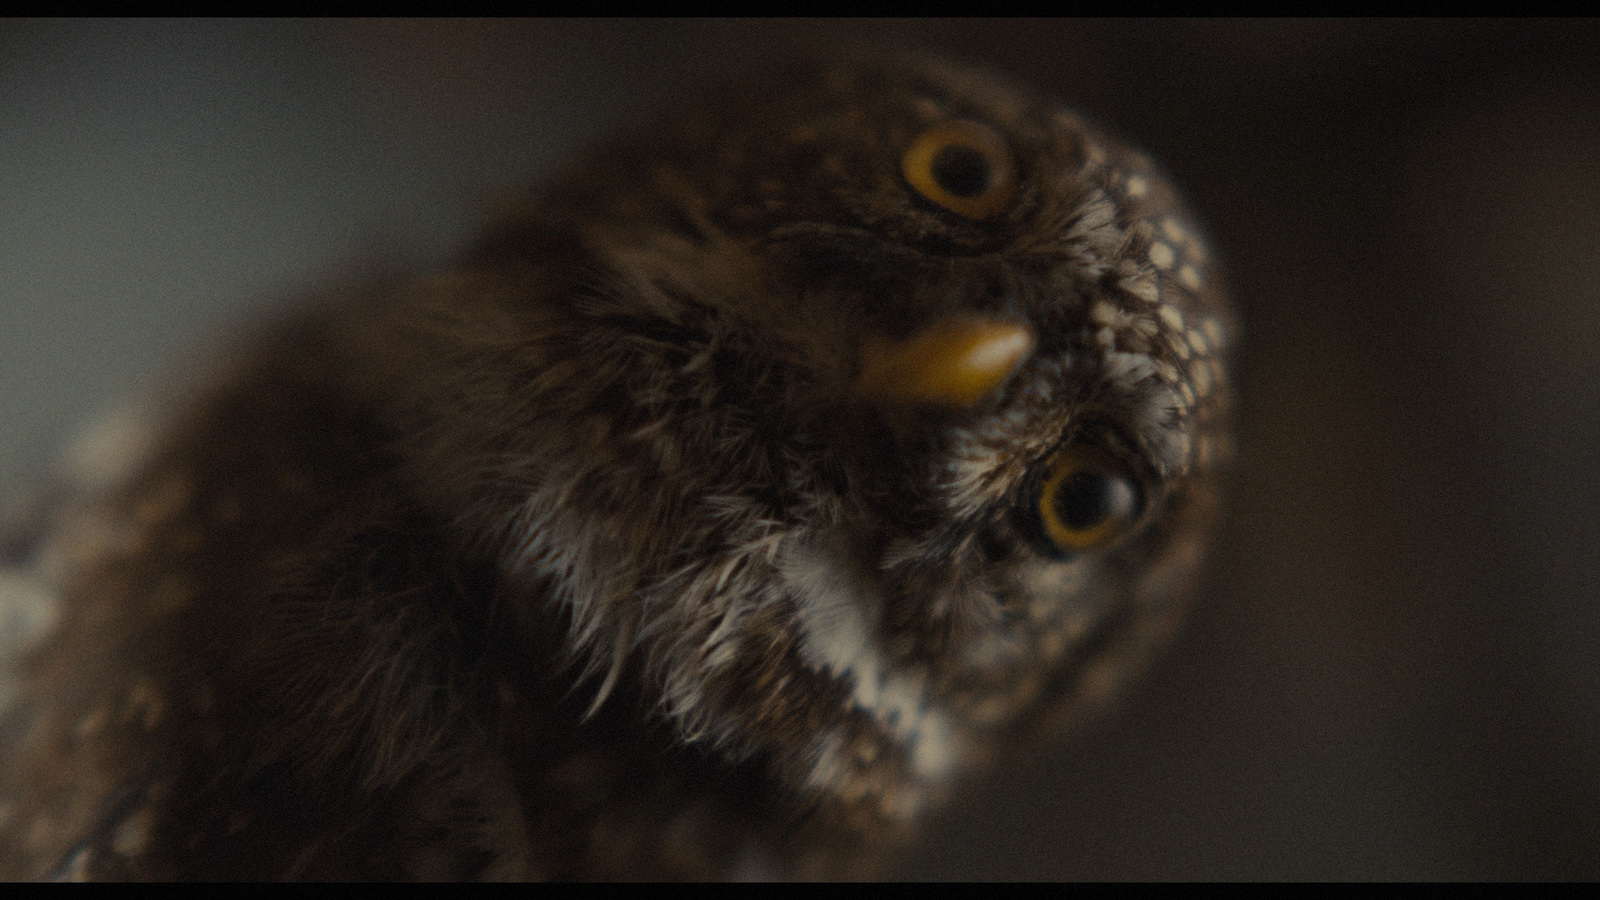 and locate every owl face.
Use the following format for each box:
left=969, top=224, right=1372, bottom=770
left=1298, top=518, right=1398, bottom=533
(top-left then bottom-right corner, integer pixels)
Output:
left=395, top=53, right=1232, bottom=834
